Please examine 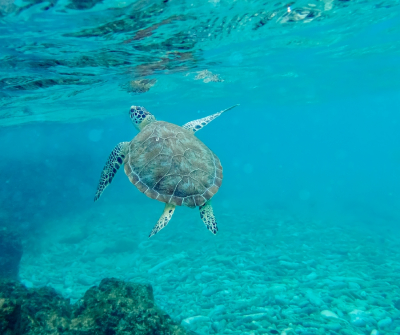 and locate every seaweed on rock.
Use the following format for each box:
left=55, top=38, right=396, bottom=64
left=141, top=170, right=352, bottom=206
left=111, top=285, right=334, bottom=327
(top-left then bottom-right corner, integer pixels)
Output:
left=0, top=278, right=190, bottom=335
